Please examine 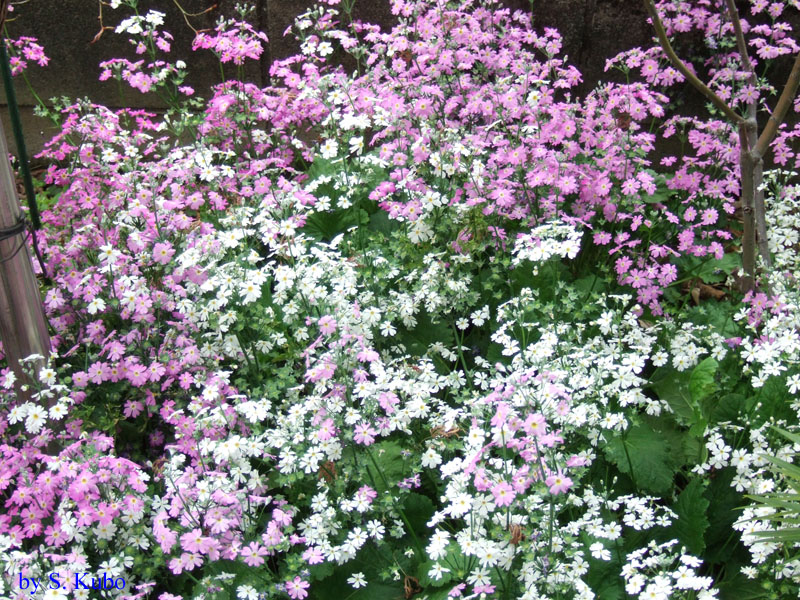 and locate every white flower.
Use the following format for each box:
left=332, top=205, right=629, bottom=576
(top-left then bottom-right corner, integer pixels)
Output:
left=590, top=542, right=611, bottom=560
left=145, top=10, right=166, bottom=26
left=7, top=404, right=26, bottom=424
left=317, top=41, right=334, bottom=57
left=428, top=563, right=450, bottom=581
left=347, top=572, right=367, bottom=588
left=3, top=370, right=16, bottom=389
left=115, top=16, right=143, bottom=35
left=349, top=136, right=364, bottom=155
left=320, top=139, right=338, bottom=159
left=240, top=280, right=261, bottom=304
left=39, top=367, right=57, bottom=386
left=447, top=493, right=473, bottom=517
left=43, top=587, right=67, bottom=600
left=787, top=374, right=800, bottom=394
left=49, top=402, right=69, bottom=420
left=652, top=350, right=669, bottom=367
left=237, top=585, right=258, bottom=600
left=87, top=297, right=106, bottom=315
left=25, top=406, right=47, bottom=434
left=94, top=521, right=117, bottom=540
left=199, top=164, right=219, bottom=182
